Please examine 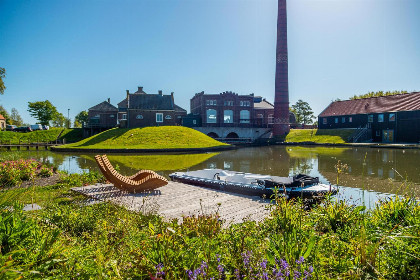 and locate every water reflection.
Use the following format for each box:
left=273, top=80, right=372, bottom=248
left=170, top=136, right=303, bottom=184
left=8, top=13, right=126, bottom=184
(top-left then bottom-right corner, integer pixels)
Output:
left=5, top=145, right=419, bottom=204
